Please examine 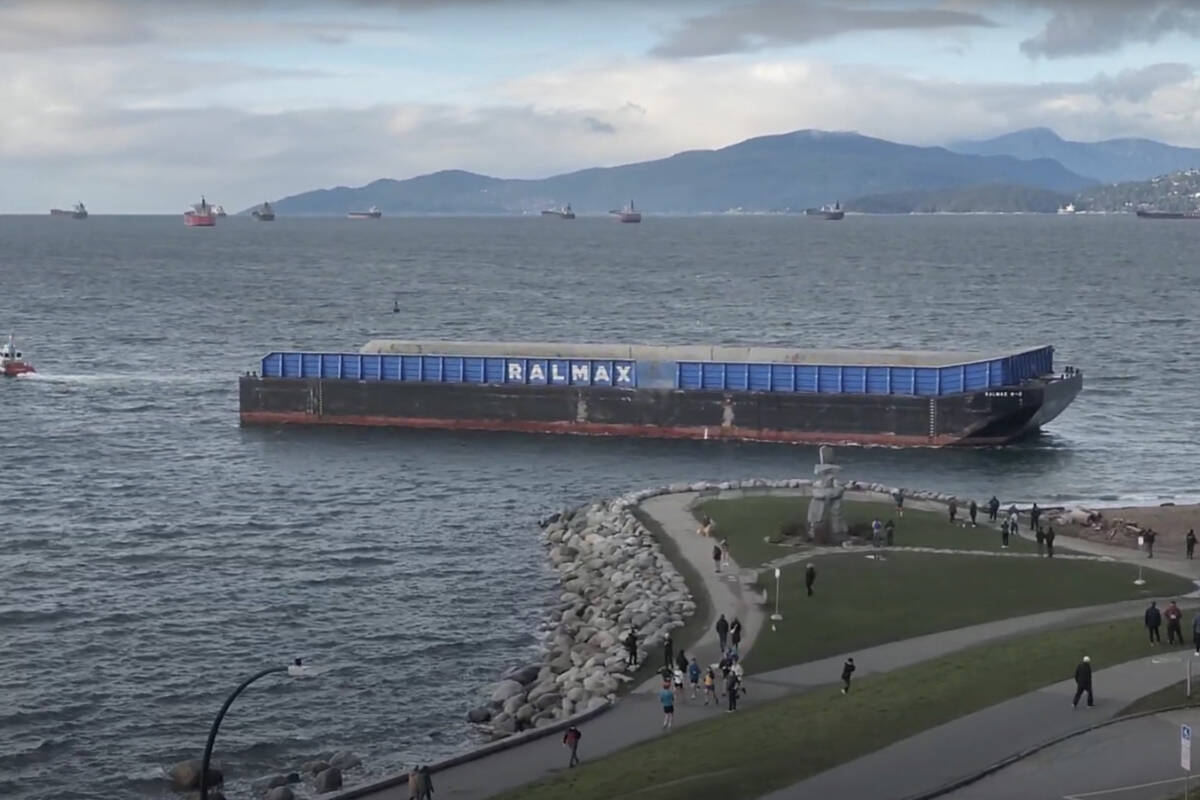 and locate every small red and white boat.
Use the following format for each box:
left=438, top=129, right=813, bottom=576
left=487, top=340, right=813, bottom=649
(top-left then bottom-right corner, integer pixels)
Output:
left=1, top=334, right=35, bottom=377
left=184, top=196, right=217, bottom=227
